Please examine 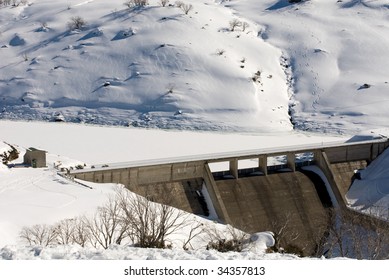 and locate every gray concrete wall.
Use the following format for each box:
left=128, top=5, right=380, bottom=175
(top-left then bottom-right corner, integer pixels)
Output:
left=73, top=161, right=205, bottom=187
left=129, top=178, right=206, bottom=215
left=203, top=164, right=232, bottom=224
left=331, top=161, right=367, bottom=198
left=324, top=142, right=389, bottom=163
left=214, top=172, right=328, bottom=256
left=314, top=151, right=347, bottom=209
left=24, top=150, right=46, bottom=168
